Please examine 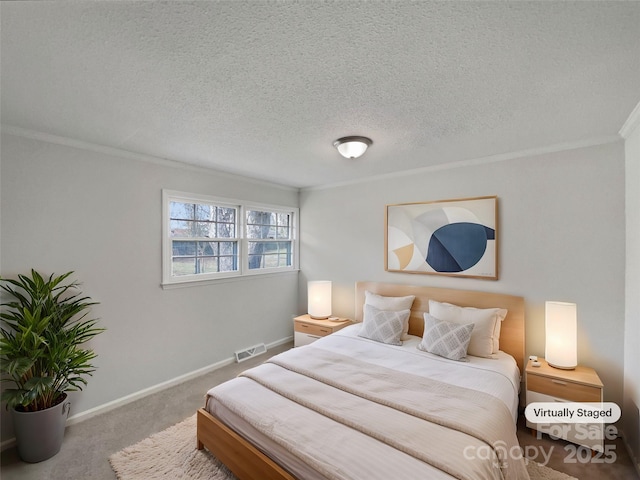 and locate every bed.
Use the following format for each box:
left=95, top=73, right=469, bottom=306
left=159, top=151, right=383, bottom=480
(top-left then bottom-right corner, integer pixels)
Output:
left=197, top=282, right=529, bottom=480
